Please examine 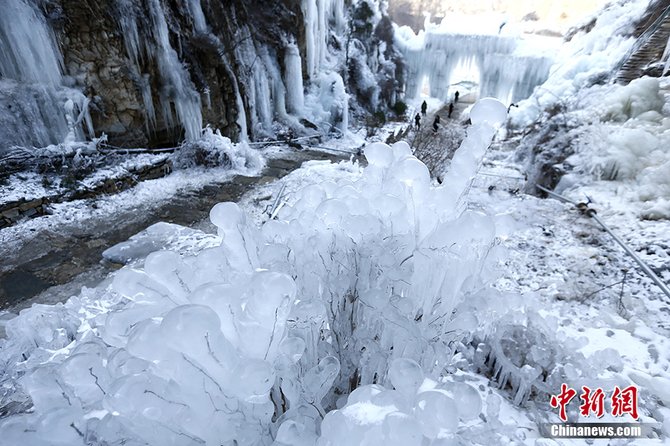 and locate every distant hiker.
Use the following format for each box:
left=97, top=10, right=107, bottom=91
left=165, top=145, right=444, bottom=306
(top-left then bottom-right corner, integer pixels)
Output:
left=421, top=100, right=427, bottom=116
left=454, top=91, right=460, bottom=103
left=432, top=114, right=440, bottom=132
left=414, top=113, right=421, bottom=129
left=448, top=102, right=454, bottom=118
